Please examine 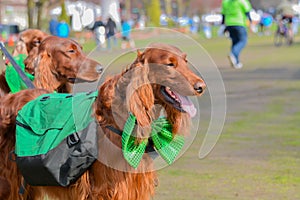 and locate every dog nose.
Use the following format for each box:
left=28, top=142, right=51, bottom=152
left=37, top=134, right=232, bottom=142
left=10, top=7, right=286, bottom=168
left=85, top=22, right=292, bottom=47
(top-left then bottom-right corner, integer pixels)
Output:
left=96, top=65, right=103, bottom=74
left=194, top=81, right=206, bottom=94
